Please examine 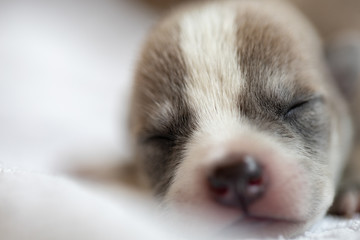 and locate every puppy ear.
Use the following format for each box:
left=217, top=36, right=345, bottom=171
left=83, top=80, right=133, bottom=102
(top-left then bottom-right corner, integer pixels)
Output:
left=326, top=32, right=360, bottom=101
